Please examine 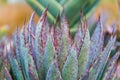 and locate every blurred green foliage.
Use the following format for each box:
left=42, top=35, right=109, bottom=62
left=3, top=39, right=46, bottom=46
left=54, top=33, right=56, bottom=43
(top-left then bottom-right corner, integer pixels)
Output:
left=26, top=0, right=100, bottom=28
